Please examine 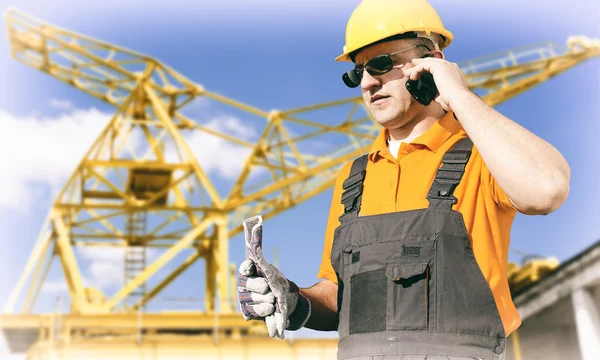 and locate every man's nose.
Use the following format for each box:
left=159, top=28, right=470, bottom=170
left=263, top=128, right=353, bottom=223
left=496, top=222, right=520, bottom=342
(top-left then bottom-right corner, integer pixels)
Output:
left=360, top=70, right=381, bottom=91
